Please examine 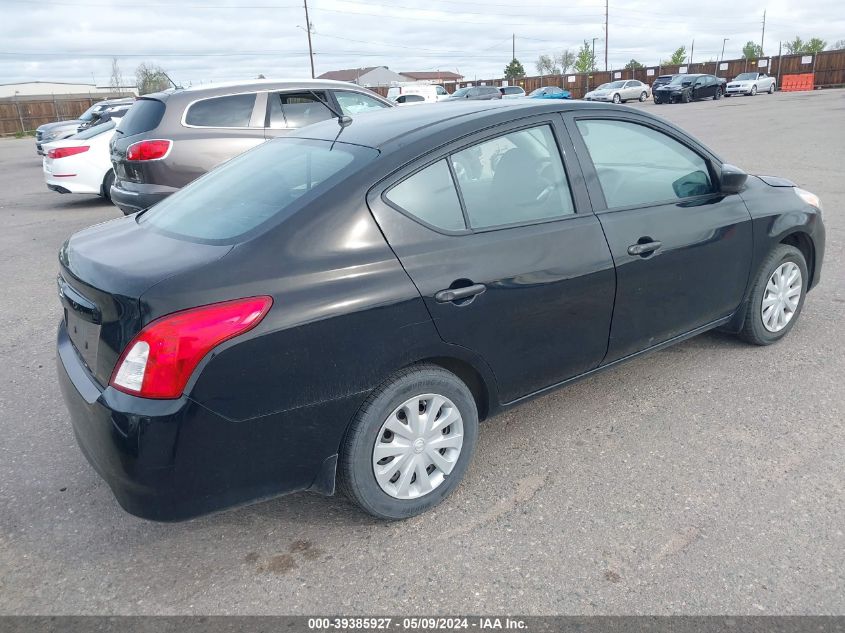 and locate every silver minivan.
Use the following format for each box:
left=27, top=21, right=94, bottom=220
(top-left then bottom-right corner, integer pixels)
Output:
left=109, top=79, right=392, bottom=214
